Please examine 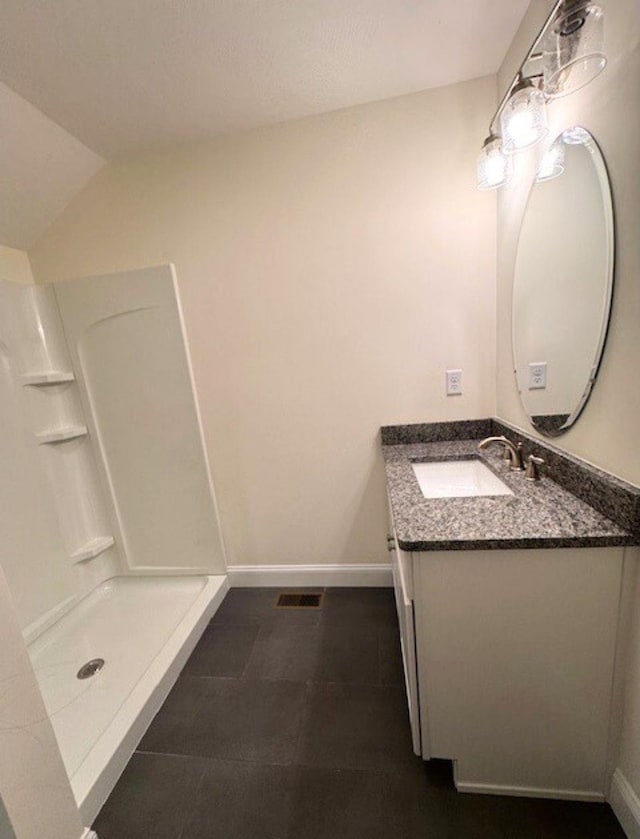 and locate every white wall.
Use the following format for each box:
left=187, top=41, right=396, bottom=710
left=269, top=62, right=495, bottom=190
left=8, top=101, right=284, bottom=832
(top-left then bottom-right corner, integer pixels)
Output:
left=495, top=0, right=640, bottom=829
left=30, top=77, right=498, bottom=571
left=0, top=244, right=33, bottom=284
